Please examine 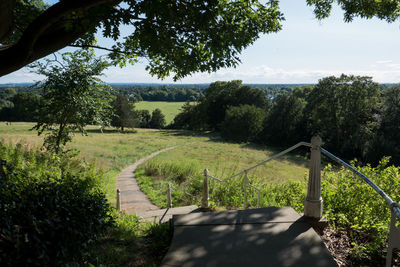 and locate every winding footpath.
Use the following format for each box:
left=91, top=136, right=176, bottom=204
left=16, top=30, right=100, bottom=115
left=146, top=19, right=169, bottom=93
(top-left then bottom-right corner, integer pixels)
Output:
left=115, top=147, right=337, bottom=266
left=115, top=146, right=198, bottom=222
